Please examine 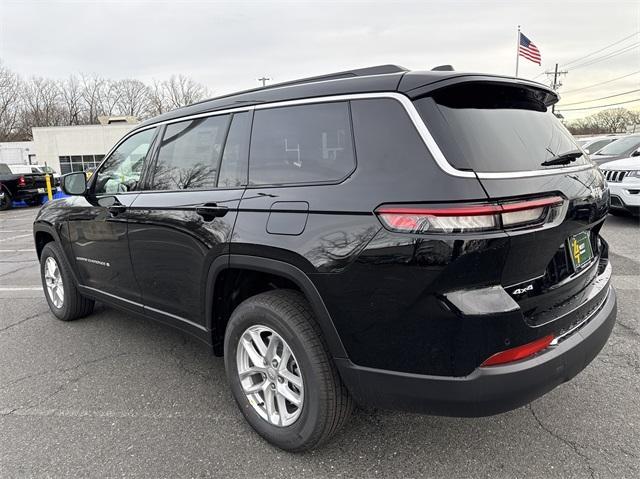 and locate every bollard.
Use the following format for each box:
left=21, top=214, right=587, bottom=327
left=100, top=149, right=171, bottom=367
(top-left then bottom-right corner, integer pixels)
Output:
left=45, top=173, right=53, bottom=201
